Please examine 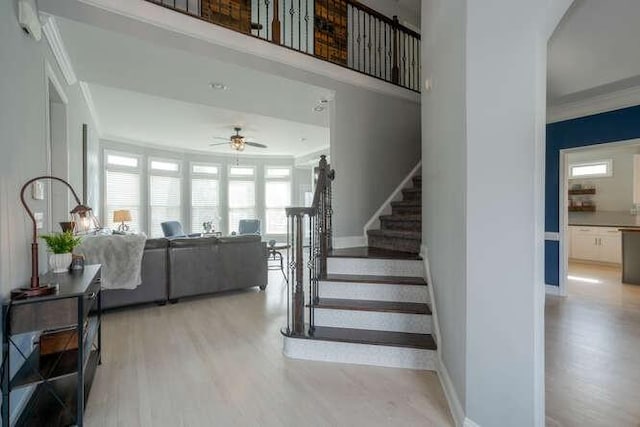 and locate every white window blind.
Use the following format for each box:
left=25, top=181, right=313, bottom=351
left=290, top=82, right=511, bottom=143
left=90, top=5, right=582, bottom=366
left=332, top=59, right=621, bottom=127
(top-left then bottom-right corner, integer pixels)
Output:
left=191, top=178, right=220, bottom=233
left=150, top=175, right=182, bottom=237
left=265, top=180, right=291, bottom=234
left=228, top=180, right=256, bottom=233
left=105, top=170, right=141, bottom=231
